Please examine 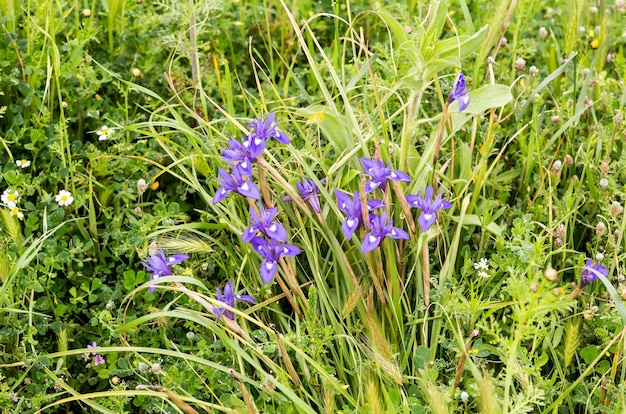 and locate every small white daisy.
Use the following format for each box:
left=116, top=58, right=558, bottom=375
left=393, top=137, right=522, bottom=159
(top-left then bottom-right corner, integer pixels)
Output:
left=96, top=125, right=112, bottom=141
left=56, top=190, right=74, bottom=206
left=9, top=206, right=24, bottom=220
left=16, top=159, right=31, bottom=168
left=478, top=271, right=489, bottom=278
left=1, top=189, right=19, bottom=206
left=473, top=258, right=489, bottom=270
